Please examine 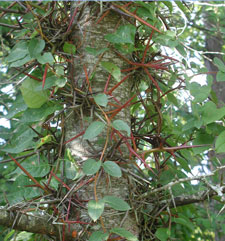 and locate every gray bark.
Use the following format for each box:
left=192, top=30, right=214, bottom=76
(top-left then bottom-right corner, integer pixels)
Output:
left=0, top=208, right=75, bottom=241
left=64, top=2, right=138, bottom=239
left=203, top=11, right=225, bottom=241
